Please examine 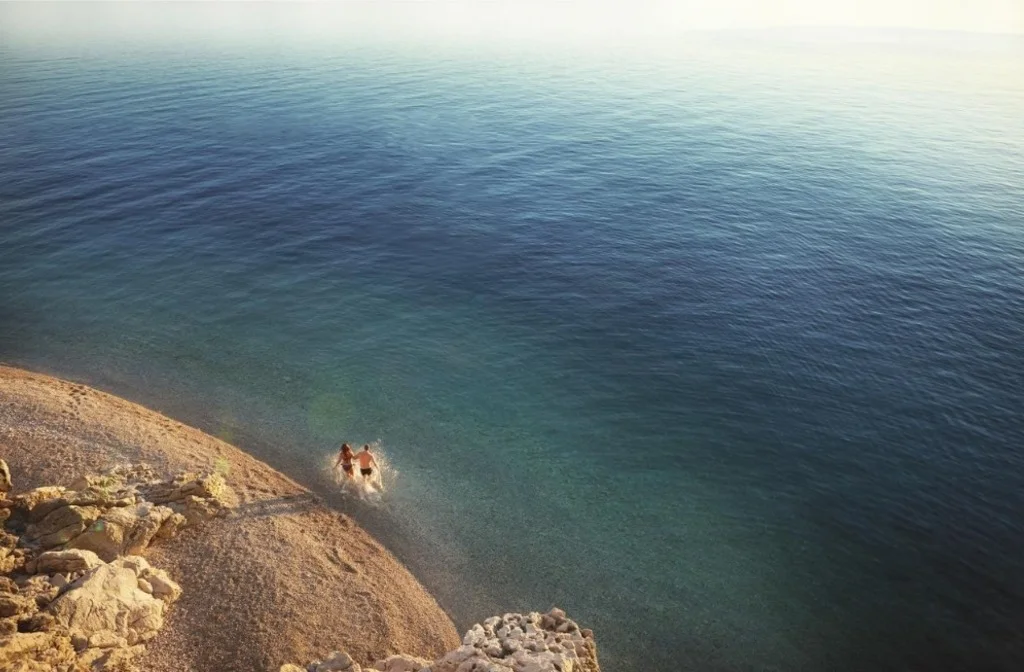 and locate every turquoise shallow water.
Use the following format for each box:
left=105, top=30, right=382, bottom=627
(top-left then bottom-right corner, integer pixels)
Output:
left=3, top=8, right=1024, bottom=671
